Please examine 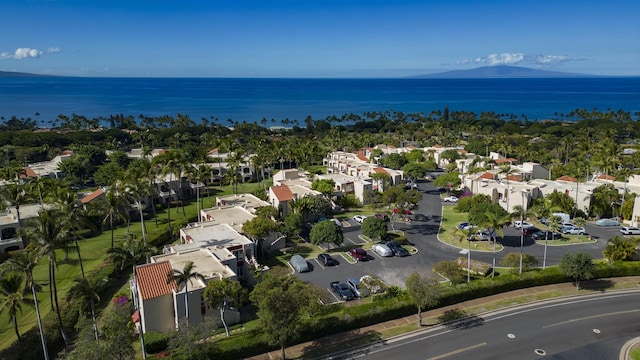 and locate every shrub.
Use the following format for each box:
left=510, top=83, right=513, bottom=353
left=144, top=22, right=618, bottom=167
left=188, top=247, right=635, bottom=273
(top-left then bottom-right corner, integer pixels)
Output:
left=144, top=331, right=172, bottom=354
